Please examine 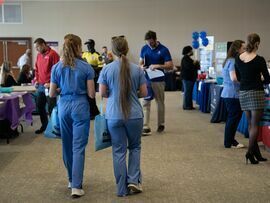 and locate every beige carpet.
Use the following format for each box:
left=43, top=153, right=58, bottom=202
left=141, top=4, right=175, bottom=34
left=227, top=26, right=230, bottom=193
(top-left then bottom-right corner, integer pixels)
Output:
left=1, top=92, right=270, bottom=203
